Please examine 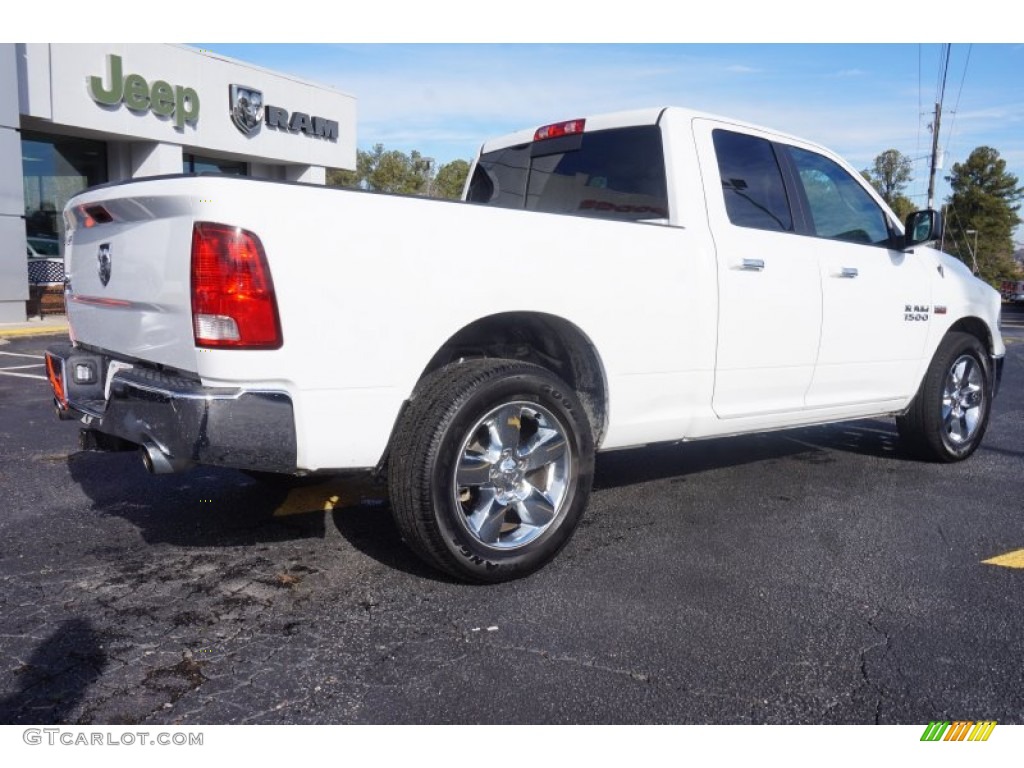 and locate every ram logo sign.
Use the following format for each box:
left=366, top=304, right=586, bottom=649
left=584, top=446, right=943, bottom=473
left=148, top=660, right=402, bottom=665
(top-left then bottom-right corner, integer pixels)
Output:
left=229, top=85, right=264, bottom=136
left=265, top=106, right=338, bottom=140
left=228, top=84, right=338, bottom=141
